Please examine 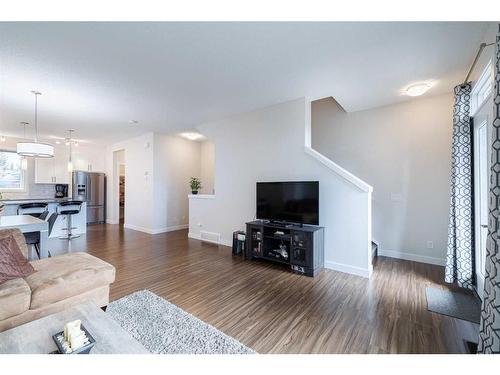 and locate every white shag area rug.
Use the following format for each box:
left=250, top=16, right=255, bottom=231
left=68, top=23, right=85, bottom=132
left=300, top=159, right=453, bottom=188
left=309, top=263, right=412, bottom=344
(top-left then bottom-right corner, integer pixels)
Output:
left=107, top=290, right=255, bottom=354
